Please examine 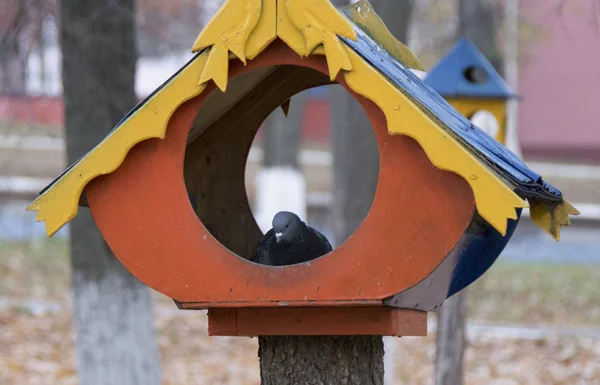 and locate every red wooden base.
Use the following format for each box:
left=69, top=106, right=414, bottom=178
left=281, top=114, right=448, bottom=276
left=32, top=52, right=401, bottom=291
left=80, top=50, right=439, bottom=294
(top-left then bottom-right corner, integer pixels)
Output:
left=207, top=307, right=427, bottom=336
